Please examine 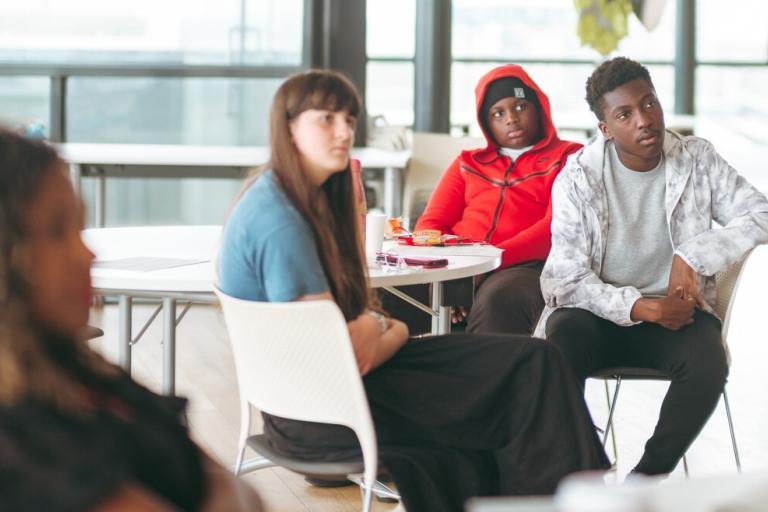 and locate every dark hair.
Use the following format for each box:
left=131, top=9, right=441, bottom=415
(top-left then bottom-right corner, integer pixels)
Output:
left=267, top=70, right=369, bottom=321
left=0, top=128, right=115, bottom=410
left=585, top=57, right=654, bottom=121
left=0, top=128, right=61, bottom=326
